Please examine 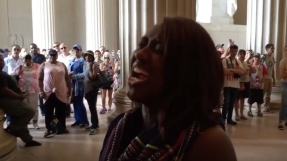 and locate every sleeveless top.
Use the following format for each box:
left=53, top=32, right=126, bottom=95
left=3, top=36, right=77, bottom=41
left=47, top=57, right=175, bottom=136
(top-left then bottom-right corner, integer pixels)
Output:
left=43, top=62, right=68, bottom=103
left=17, top=63, right=40, bottom=93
